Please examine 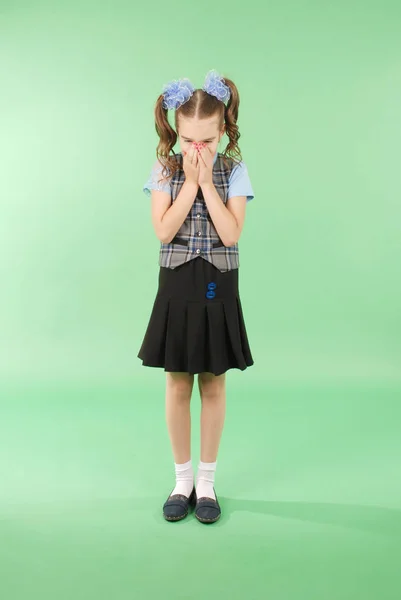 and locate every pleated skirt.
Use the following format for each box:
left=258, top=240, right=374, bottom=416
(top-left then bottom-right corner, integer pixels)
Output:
left=137, top=257, right=254, bottom=376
